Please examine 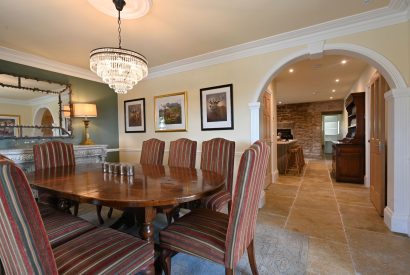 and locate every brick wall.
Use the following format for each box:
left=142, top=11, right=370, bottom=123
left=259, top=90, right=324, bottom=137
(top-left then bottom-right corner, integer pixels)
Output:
left=277, top=100, right=344, bottom=159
